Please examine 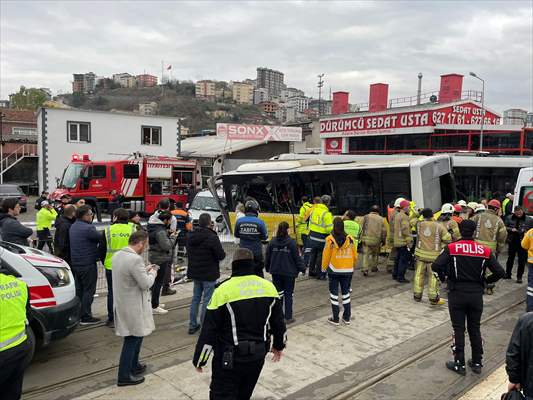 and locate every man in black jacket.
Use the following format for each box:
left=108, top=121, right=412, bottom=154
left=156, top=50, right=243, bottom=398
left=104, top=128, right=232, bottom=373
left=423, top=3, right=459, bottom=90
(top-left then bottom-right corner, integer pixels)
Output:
left=432, top=220, right=506, bottom=376
left=506, top=312, right=533, bottom=399
left=193, top=248, right=286, bottom=400
left=0, top=198, right=33, bottom=246
left=186, top=213, right=226, bottom=334
left=54, top=205, right=76, bottom=265
left=505, top=206, right=531, bottom=283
